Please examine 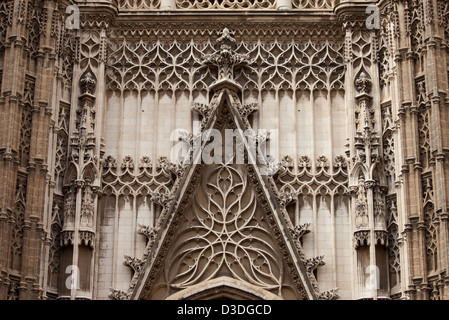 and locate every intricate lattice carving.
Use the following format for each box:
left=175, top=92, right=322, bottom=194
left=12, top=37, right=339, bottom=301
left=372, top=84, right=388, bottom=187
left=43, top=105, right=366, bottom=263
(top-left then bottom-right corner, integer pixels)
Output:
left=10, top=203, right=25, bottom=270
left=79, top=230, right=95, bottom=247
left=26, top=0, right=43, bottom=59
left=292, top=0, right=338, bottom=10
left=354, top=230, right=370, bottom=249
left=164, top=164, right=284, bottom=292
left=119, top=0, right=161, bottom=10
left=317, top=288, right=339, bottom=300
left=176, top=0, right=277, bottom=10
left=374, top=230, right=388, bottom=246
left=106, top=34, right=344, bottom=95
left=378, top=2, right=399, bottom=88
left=424, top=204, right=438, bottom=273
left=424, top=0, right=434, bottom=25
left=306, top=256, right=325, bottom=272
left=387, top=198, right=400, bottom=281
left=137, top=224, right=159, bottom=248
